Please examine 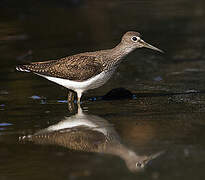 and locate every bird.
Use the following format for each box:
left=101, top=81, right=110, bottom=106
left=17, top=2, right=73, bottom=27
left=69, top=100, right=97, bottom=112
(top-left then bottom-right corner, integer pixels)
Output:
left=16, top=31, right=163, bottom=103
left=19, top=103, right=163, bottom=172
